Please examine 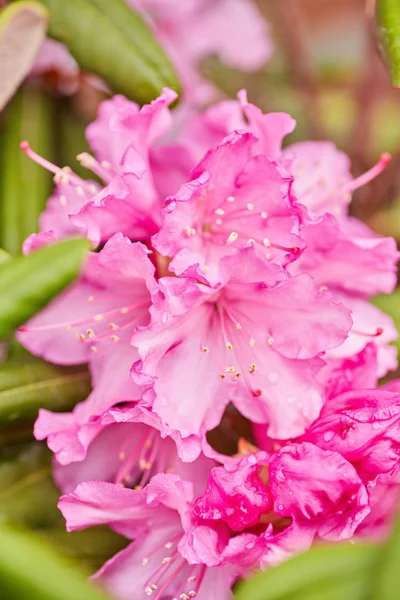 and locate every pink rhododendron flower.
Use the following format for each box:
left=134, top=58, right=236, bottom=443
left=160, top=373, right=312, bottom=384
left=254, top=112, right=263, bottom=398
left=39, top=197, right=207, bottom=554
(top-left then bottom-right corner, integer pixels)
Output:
left=53, top=405, right=214, bottom=494
left=253, top=361, right=400, bottom=537
left=59, top=473, right=237, bottom=600
left=17, top=84, right=400, bottom=600
left=208, top=93, right=399, bottom=373
left=153, top=131, right=304, bottom=285
left=19, top=235, right=155, bottom=453
left=128, top=0, right=273, bottom=104
left=132, top=247, right=352, bottom=443
left=181, top=446, right=369, bottom=571
left=21, top=89, right=177, bottom=246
